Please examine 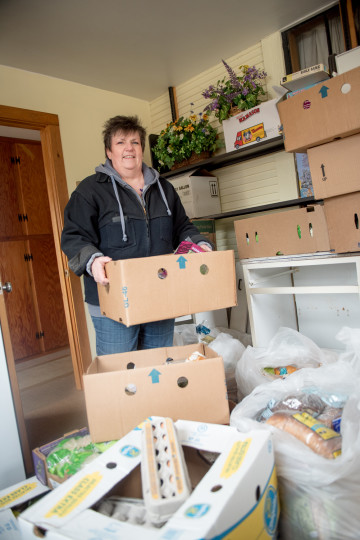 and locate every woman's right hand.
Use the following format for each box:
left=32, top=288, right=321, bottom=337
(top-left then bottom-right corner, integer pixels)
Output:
left=91, top=256, right=113, bottom=285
